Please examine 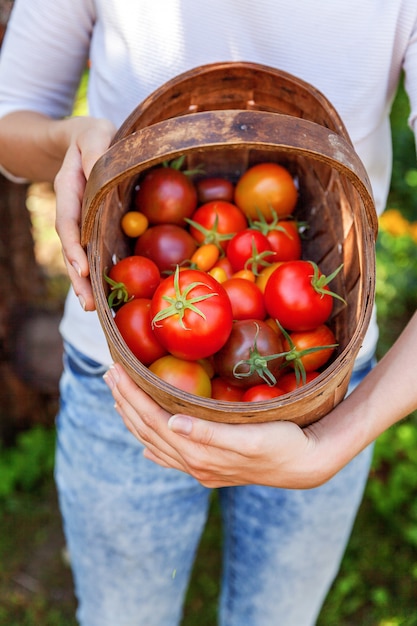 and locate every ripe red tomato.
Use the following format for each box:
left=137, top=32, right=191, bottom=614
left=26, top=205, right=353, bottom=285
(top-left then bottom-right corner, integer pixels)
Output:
left=106, top=255, right=161, bottom=307
left=242, top=384, right=286, bottom=402
left=262, top=220, right=302, bottom=262
left=211, top=377, right=245, bottom=402
left=226, top=228, right=276, bottom=274
left=213, top=319, right=285, bottom=388
left=114, top=298, right=167, bottom=366
left=187, top=200, right=247, bottom=251
left=150, top=268, right=233, bottom=360
left=149, top=355, right=212, bottom=397
left=234, top=162, right=298, bottom=220
left=278, top=370, right=320, bottom=393
left=134, top=165, right=197, bottom=225
left=134, top=224, right=197, bottom=273
left=264, top=260, right=337, bottom=331
left=195, top=177, right=235, bottom=204
left=222, top=277, right=266, bottom=321
left=283, top=324, right=338, bottom=372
